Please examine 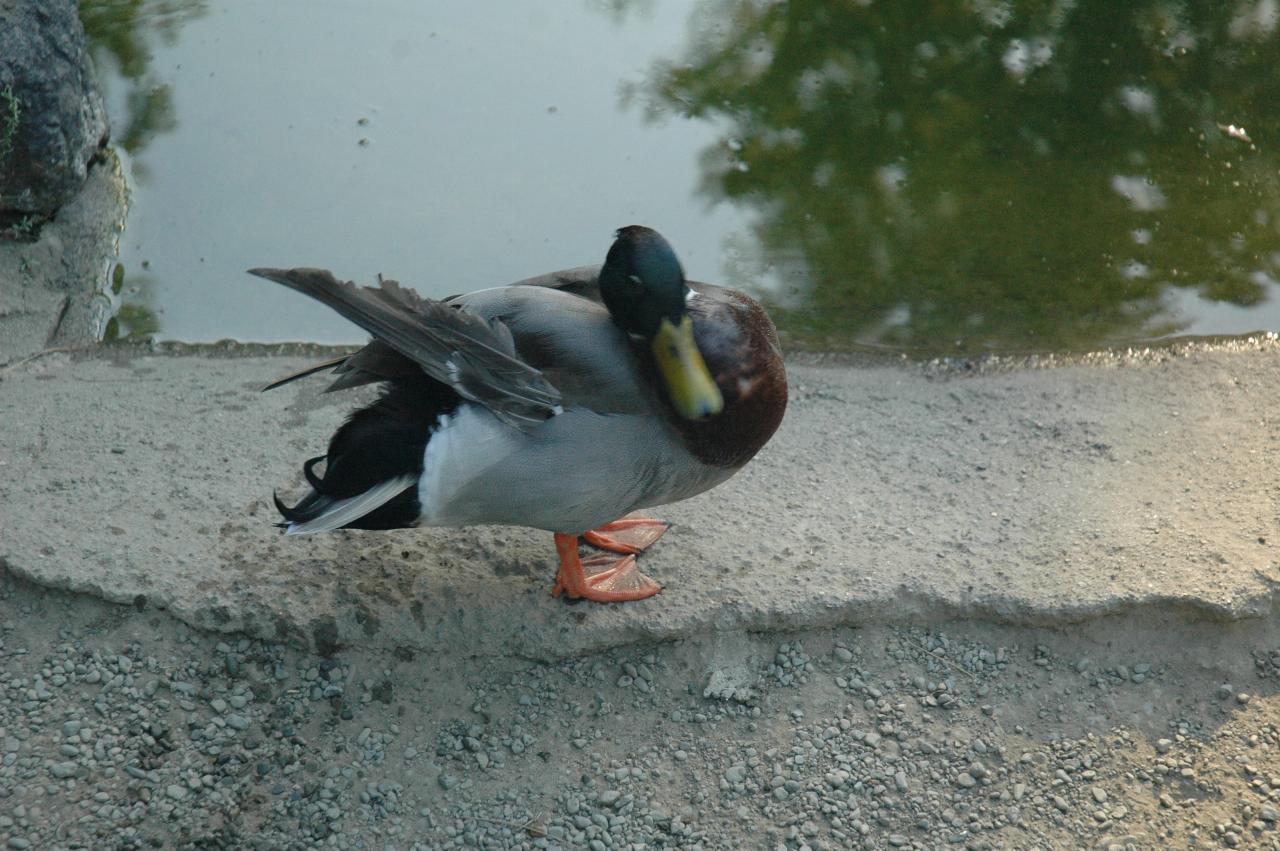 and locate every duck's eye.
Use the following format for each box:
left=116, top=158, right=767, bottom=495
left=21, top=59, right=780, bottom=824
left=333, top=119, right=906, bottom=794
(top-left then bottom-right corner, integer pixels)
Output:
left=627, top=274, right=645, bottom=294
